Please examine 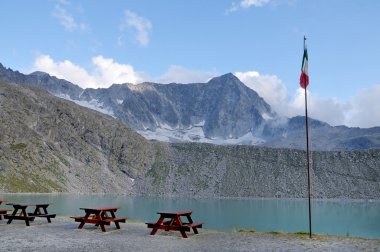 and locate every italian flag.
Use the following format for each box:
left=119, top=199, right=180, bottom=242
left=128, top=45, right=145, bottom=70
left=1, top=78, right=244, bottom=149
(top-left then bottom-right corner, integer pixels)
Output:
left=300, top=47, right=309, bottom=89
